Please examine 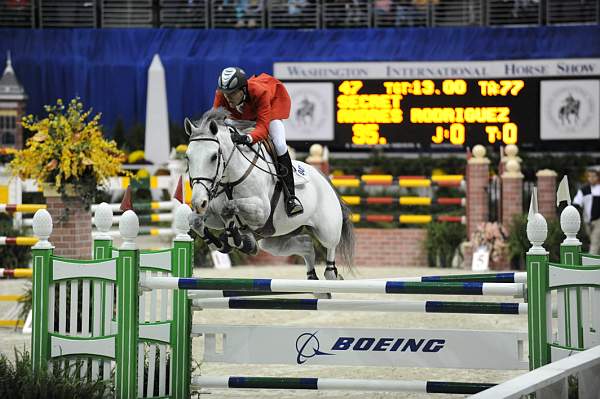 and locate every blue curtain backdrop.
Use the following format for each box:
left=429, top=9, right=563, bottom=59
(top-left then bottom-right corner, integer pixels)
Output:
left=0, top=26, right=599, bottom=135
